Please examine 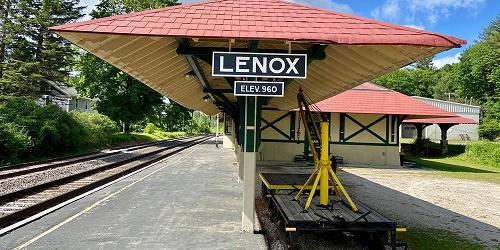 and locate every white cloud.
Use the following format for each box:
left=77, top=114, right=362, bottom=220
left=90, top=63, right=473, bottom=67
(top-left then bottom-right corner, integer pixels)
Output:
left=291, top=0, right=354, bottom=14
left=433, top=53, right=461, bottom=68
left=371, top=0, right=400, bottom=21
left=371, top=0, right=486, bottom=27
left=404, top=24, right=425, bottom=30
left=408, top=0, right=485, bottom=12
